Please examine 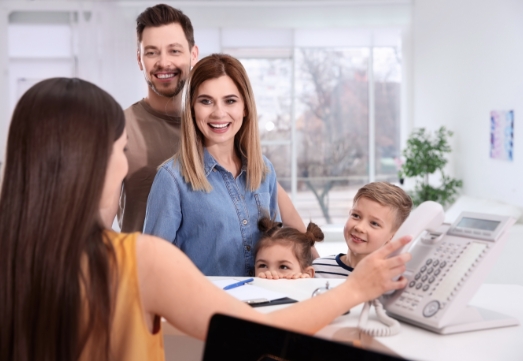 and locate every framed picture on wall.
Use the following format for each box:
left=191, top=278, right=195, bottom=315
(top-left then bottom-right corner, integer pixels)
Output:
left=490, top=110, right=514, bottom=161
